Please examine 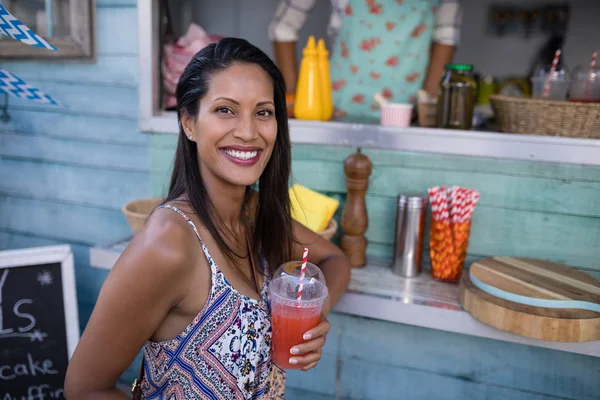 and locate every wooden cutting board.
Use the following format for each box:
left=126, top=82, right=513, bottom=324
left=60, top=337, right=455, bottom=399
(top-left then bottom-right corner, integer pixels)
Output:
left=459, top=257, right=600, bottom=342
